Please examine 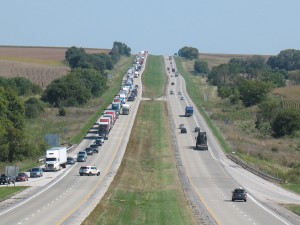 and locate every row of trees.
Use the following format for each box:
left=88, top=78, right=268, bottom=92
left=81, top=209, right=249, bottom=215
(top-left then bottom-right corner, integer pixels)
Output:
left=204, top=53, right=300, bottom=137
left=0, top=41, right=131, bottom=162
